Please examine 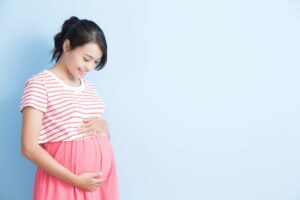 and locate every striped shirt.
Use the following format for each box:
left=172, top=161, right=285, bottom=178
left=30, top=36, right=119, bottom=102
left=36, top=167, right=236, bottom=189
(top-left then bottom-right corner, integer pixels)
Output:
left=19, top=69, right=106, bottom=144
